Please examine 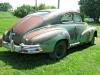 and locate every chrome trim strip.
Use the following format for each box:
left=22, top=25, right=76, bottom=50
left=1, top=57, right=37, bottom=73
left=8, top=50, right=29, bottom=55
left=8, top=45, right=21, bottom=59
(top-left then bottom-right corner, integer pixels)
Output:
left=20, top=43, right=40, bottom=47
left=70, top=42, right=80, bottom=47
